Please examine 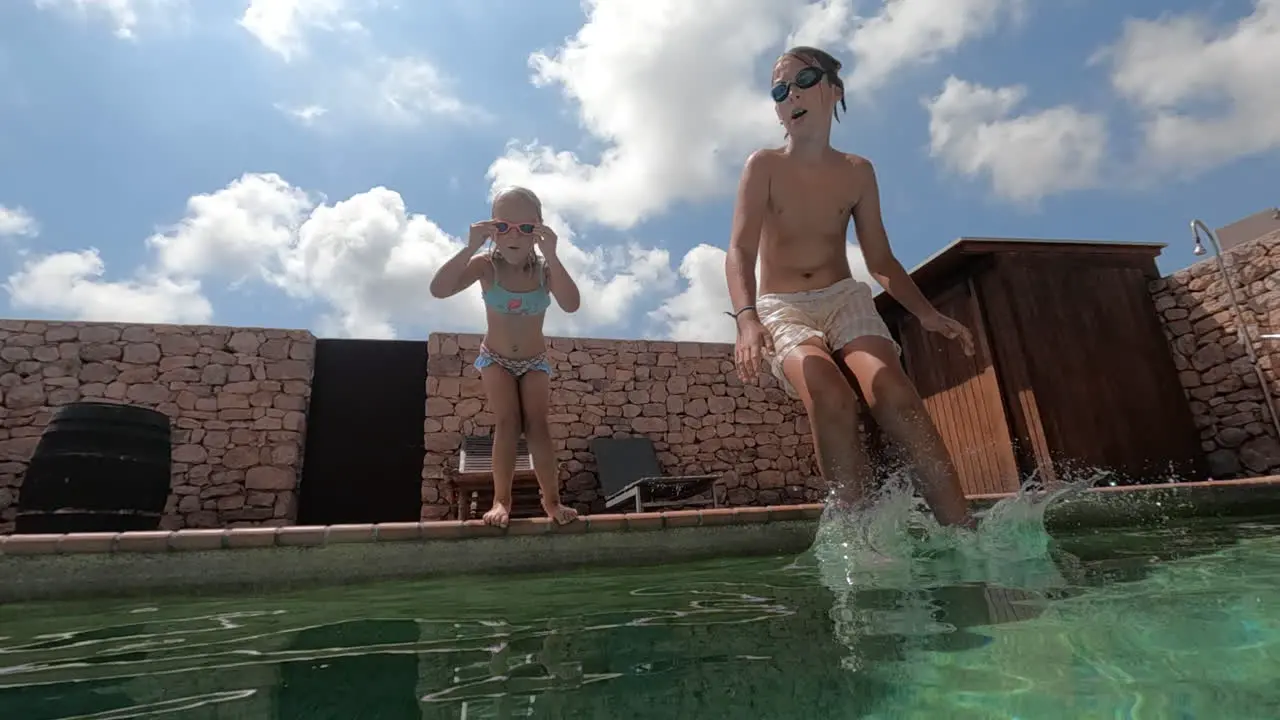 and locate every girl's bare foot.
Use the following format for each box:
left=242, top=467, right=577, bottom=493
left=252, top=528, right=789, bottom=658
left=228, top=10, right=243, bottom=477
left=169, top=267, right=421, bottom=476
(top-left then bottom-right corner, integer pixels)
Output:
left=542, top=501, right=578, bottom=525
left=483, top=501, right=511, bottom=528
